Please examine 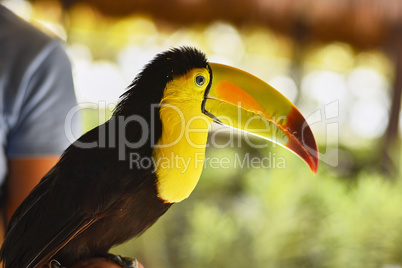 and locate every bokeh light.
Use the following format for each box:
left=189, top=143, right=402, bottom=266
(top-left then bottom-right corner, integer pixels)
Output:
left=4, top=0, right=402, bottom=267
